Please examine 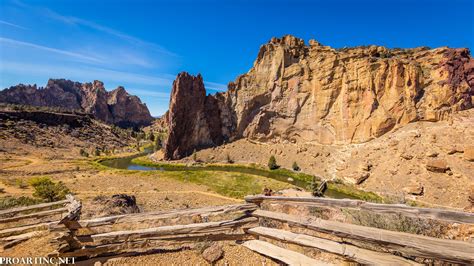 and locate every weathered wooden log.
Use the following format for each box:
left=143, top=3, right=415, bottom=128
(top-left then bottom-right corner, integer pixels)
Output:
left=0, top=222, right=57, bottom=238
left=78, top=203, right=255, bottom=228
left=245, top=196, right=474, bottom=224
left=252, top=209, right=474, bottom=264
left=0, top=199, right=68, bottom=217
left=57, top=239, right=195, bottom=258
left=57, top=218, right=257, bottom=259
left=242, top=240, right=331, bottom=266
left=248, top=227, right=421, bottom=265
left=1, top=231, right=41, bottom=242
left=58, top=203, right=257, bottom=236
left=58, top=195, right=82, bottom=230
left=0, top=207, right=68, bottom=223
left=0, top=231, right=42, bottom=250
left=83, top=217, right=257, bottom=245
